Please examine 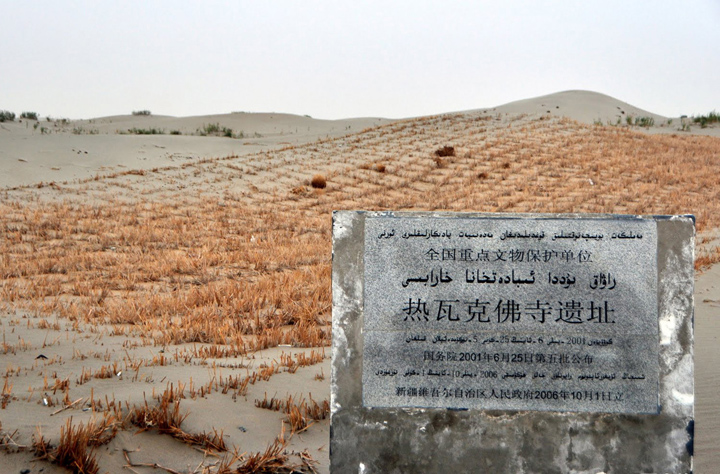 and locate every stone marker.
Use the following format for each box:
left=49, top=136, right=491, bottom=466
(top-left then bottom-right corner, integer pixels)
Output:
left=331, top=212, right=694, bottom=473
